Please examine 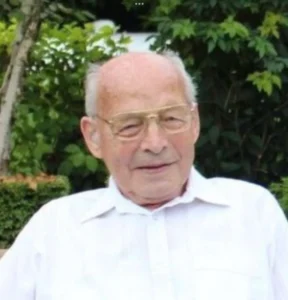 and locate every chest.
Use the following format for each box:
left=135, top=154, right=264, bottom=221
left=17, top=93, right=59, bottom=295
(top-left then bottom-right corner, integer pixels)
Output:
left=36, top=210, right=272, bottom=300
